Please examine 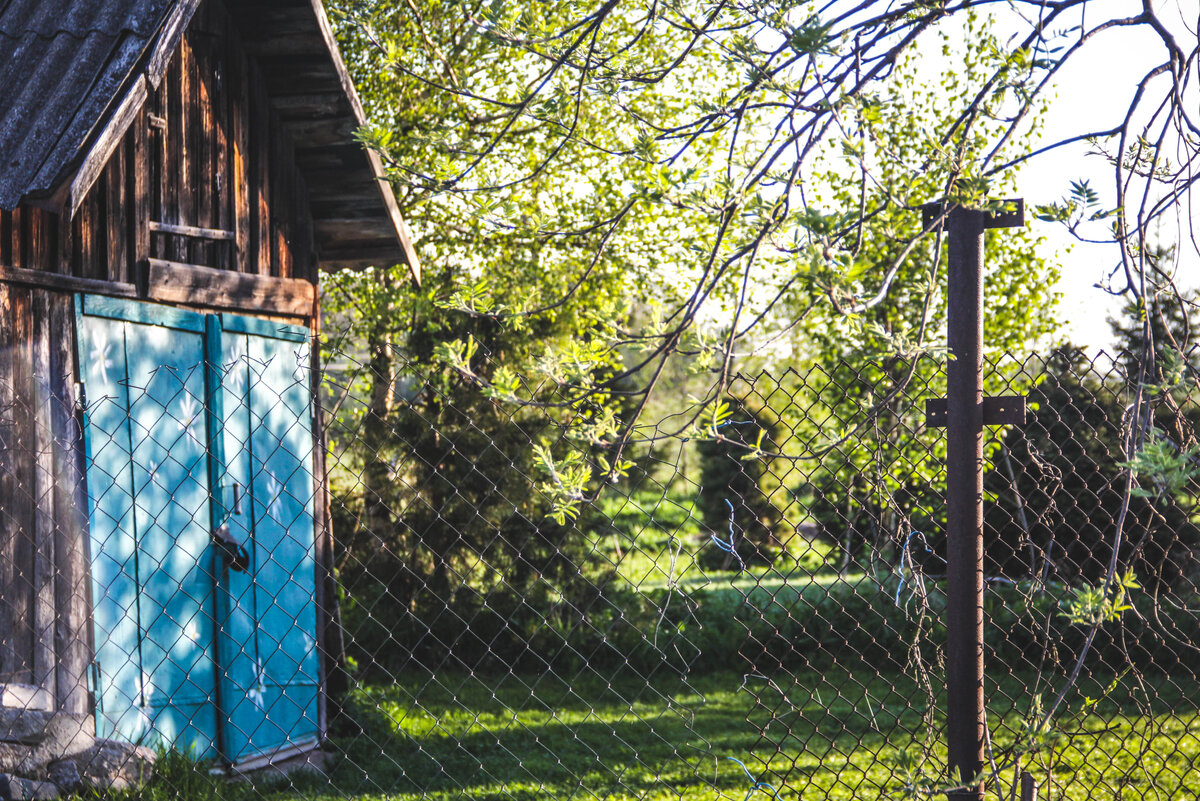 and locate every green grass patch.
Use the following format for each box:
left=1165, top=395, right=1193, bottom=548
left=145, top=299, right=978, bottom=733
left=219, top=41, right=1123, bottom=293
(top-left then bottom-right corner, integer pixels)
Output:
left=312, top=669, right=1200, bottom=800
left=94, top=669, right=1200, bottom=800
